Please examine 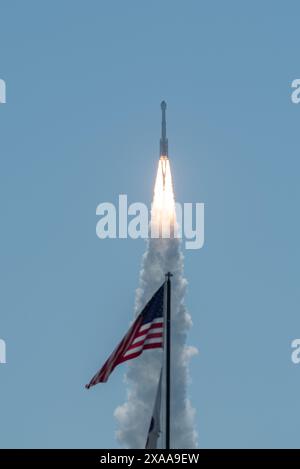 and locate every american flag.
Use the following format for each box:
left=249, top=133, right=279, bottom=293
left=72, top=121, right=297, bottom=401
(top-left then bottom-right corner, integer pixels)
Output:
left=86, top=283, right=164, bottom=387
